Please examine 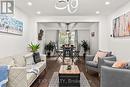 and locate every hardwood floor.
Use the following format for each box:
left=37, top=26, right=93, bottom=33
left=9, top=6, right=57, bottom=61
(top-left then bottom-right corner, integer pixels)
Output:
left=31, top=57, right=99, bottom=87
